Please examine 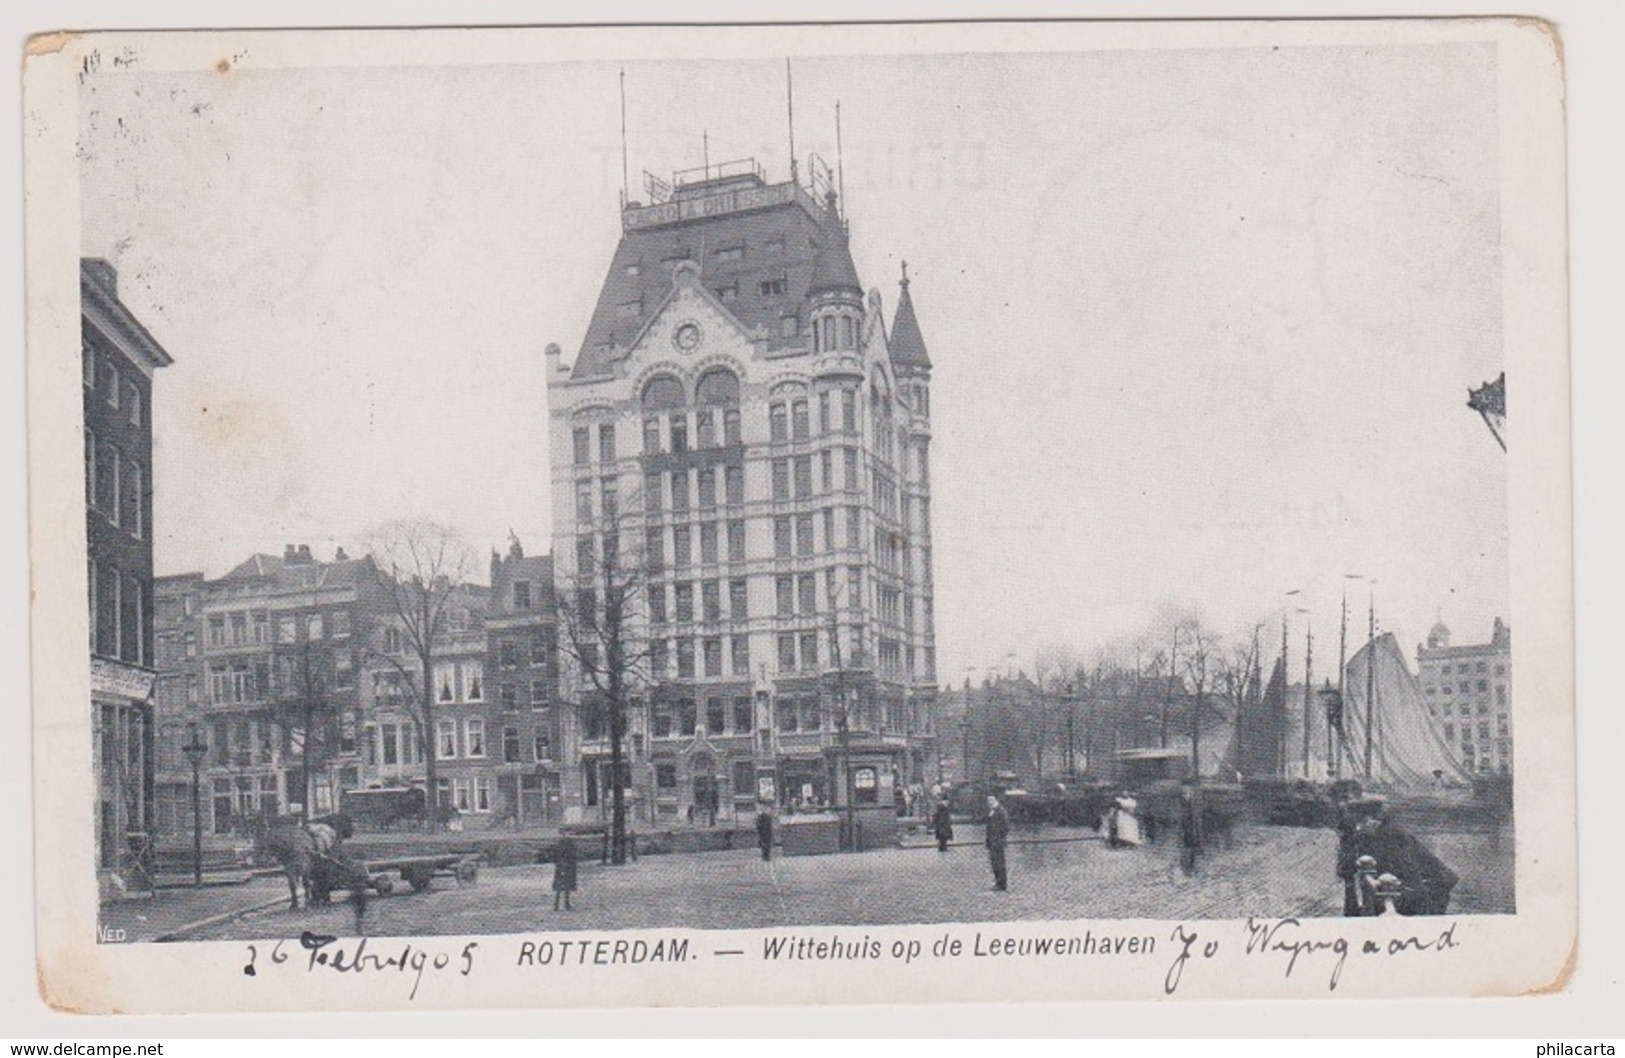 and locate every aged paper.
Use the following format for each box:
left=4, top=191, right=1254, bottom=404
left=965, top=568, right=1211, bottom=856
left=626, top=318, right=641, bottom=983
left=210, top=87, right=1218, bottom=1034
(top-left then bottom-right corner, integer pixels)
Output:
left=24, top=18, right=1571, bottom=1013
